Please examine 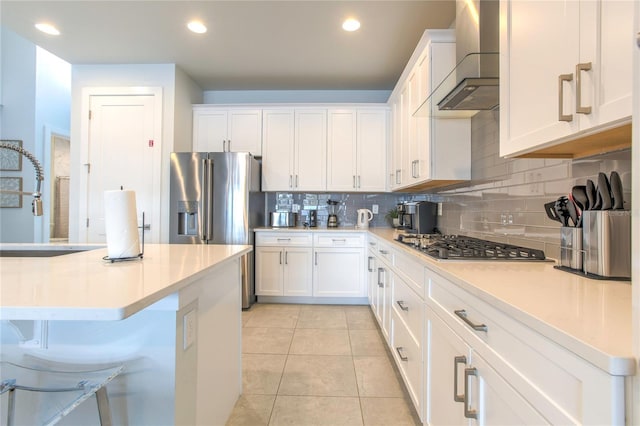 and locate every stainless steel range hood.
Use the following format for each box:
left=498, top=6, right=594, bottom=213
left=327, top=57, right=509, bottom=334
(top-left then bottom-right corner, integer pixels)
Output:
left=416, top=0, right=499, bottom=117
